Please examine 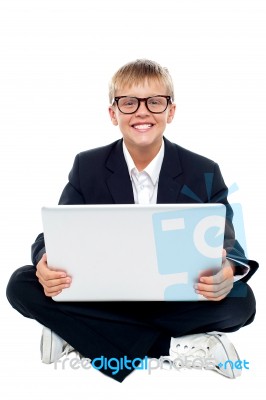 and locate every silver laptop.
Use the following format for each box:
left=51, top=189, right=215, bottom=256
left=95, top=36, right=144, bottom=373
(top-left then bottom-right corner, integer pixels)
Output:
left=41, top=204, right=226, bottom=301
